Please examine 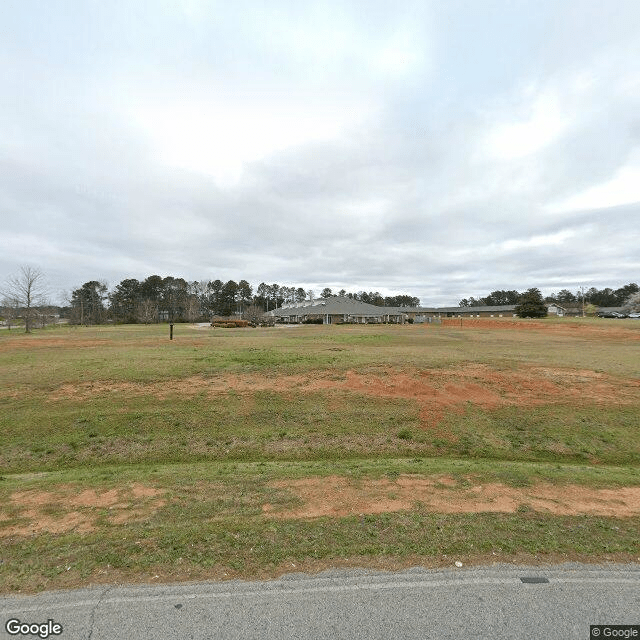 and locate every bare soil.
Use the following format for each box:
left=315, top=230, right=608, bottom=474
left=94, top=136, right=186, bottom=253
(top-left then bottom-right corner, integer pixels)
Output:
left=440, top=317, right=640, bottom=339
left=47, top=364, right=640, bottom=427
left=1, top=483, right=166, bottom=537
left=3, top=476, right=639, bottom=539
left=264, top=475, right=640, bottom=519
